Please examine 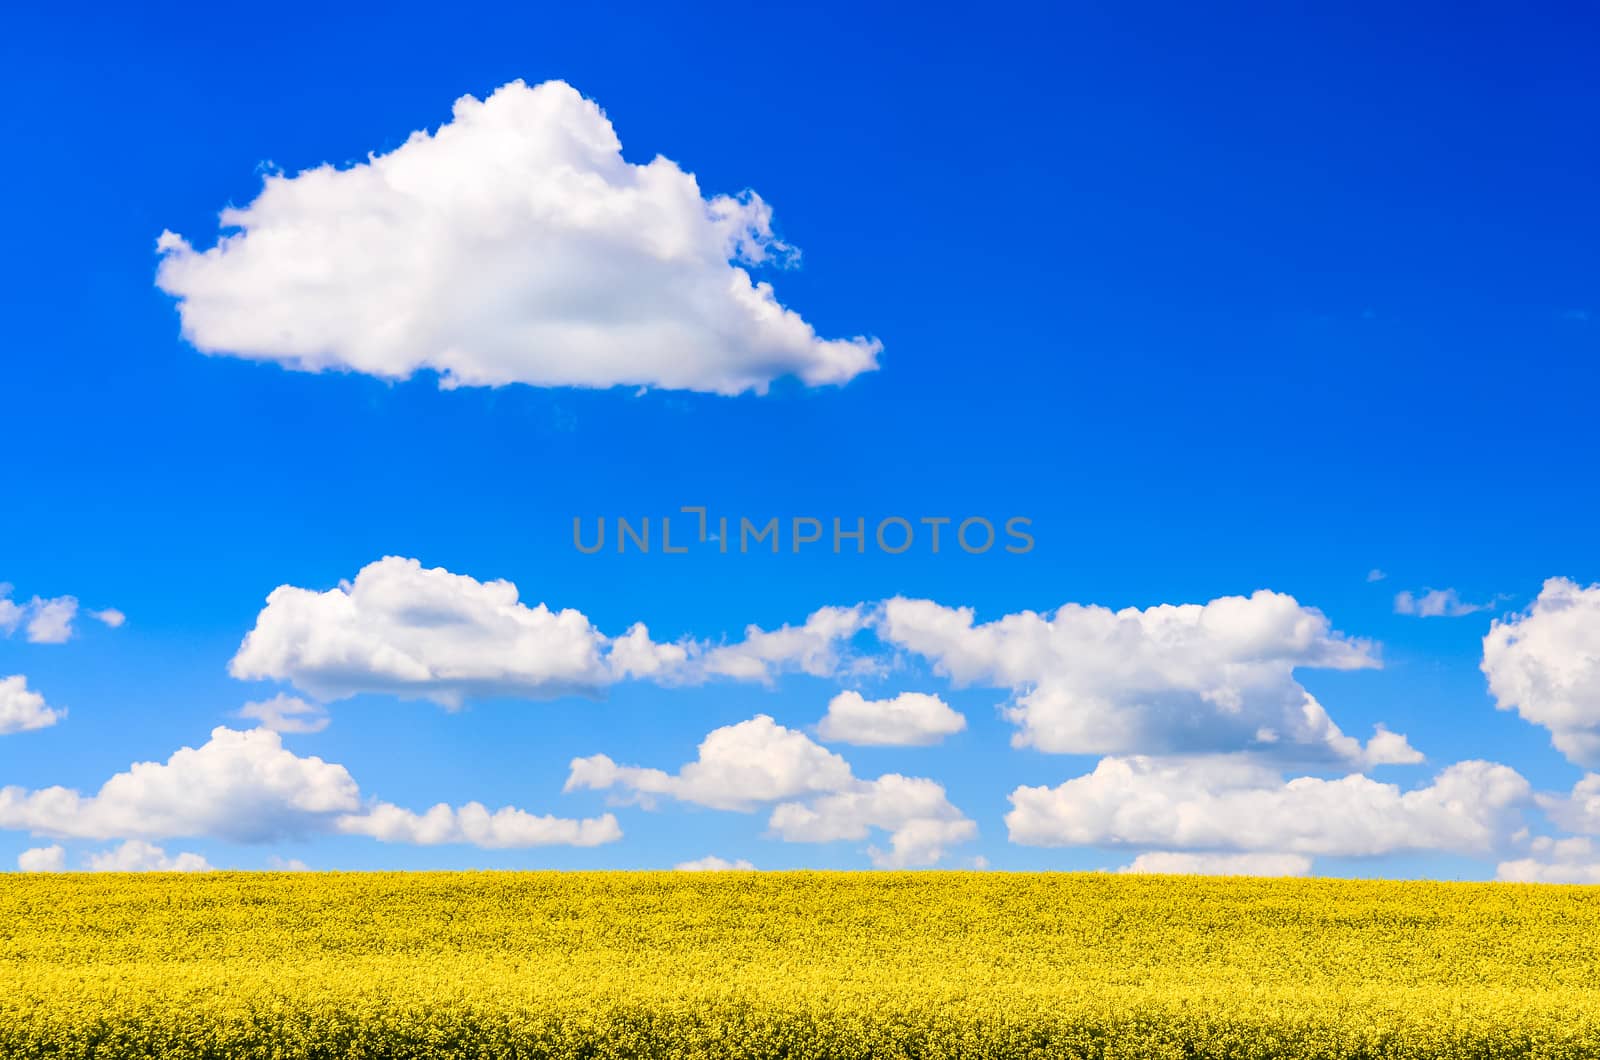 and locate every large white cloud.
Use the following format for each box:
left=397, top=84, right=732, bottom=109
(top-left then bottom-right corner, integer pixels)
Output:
left=0, top=675, right=65, bottom=734
left=337, top=801, right=619, bottom=848
left=817, top=690, right=966, bottom=746
left=0, top=726, right=611, bottom=851
left=1482, top=578, right=1600, bottom=765
left=232, top=557, right=869, bottom=707
left=230, top=557, right=613, bottom=705
left=1006, top=755, right=1529, bottom=856
left=877, top=591, right=1409, bottom=764
left=567, top=714, right=975, bottom=866
left=0, top=727, right=360, bottom=842
left=155, top=80, right=879, bottom=396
